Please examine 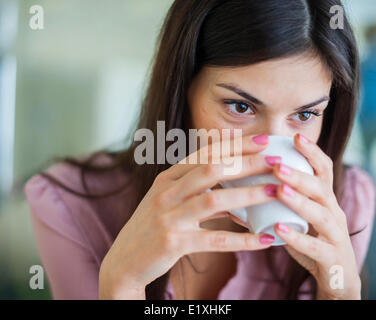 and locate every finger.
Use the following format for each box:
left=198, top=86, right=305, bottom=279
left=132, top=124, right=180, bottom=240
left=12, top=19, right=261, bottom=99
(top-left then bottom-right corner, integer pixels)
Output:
left=151, top=153, right=278, bottom=210
left=273, top=162, right=334, bottom=209
left=199, top=211, right=230, bottom=223
left=199, top=210, right=250, bottom=229
left=227, top=213, right=250, bottom=229
left=187, top=229, right=275, bottom=253
left=164, top=134, right=270, bottom=180
left=276, top=183, right=344, bottom=242
left=172, top=184, right=278, bottom=224
left=174, top=153, right=277, bottom=200
left=274, top=222, right=332, bottom=264
left=294, top=133, right=334, bottom=184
